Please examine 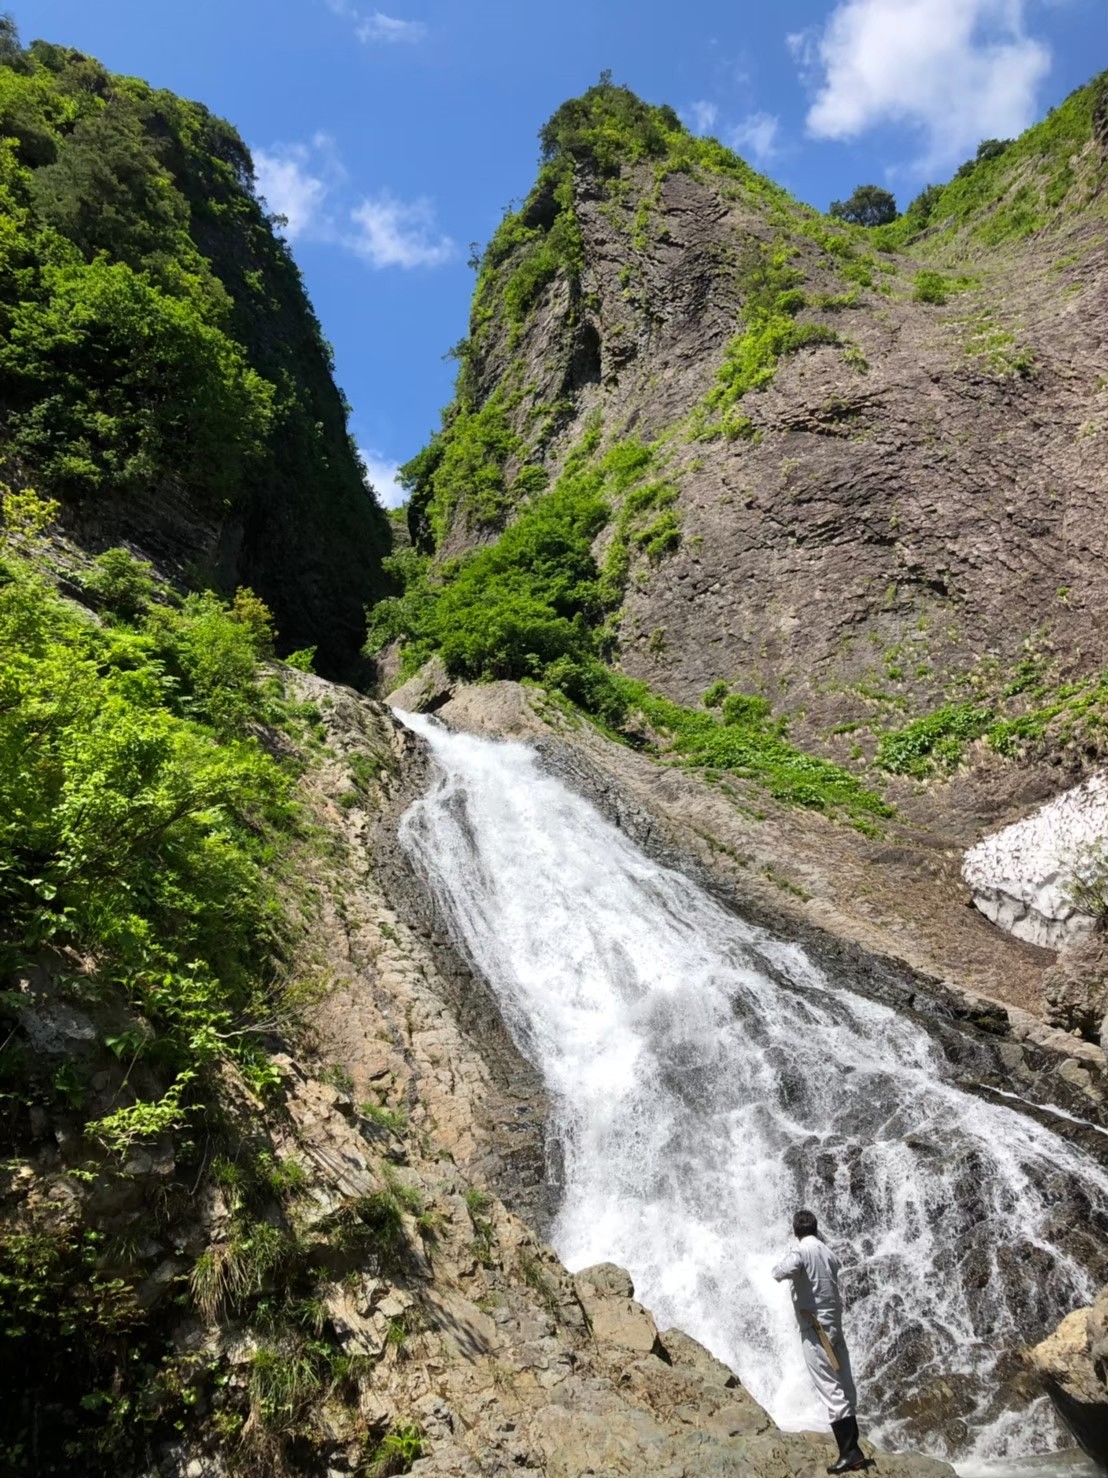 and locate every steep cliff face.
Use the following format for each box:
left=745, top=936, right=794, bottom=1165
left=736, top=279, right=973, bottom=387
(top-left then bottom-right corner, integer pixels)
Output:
left=0, top=25, right=389, bottom=674
left=387, top=77, right=1108, bottom=845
